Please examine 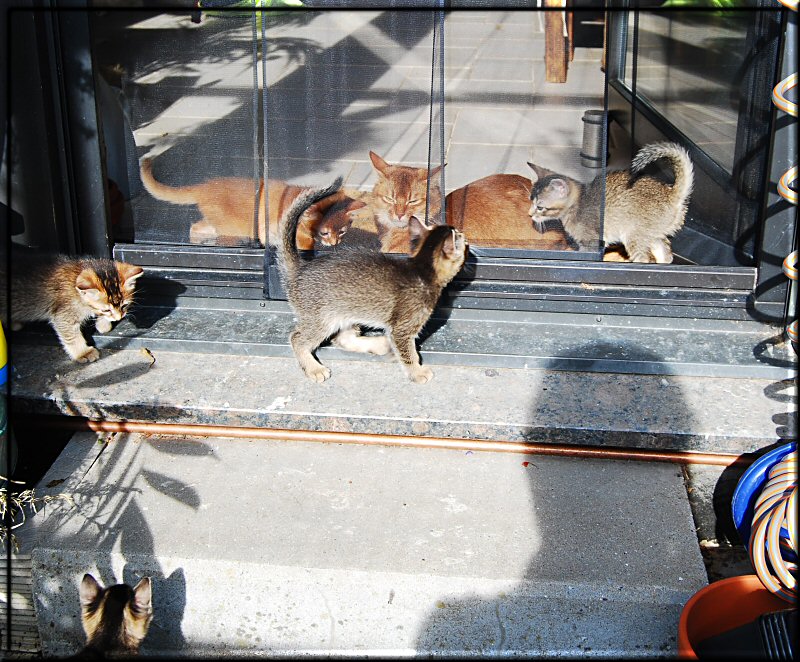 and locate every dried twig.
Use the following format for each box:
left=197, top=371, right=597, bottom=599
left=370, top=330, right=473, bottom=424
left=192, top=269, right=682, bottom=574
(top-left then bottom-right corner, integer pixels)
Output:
left=1, top=474, right=74, bottom=551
